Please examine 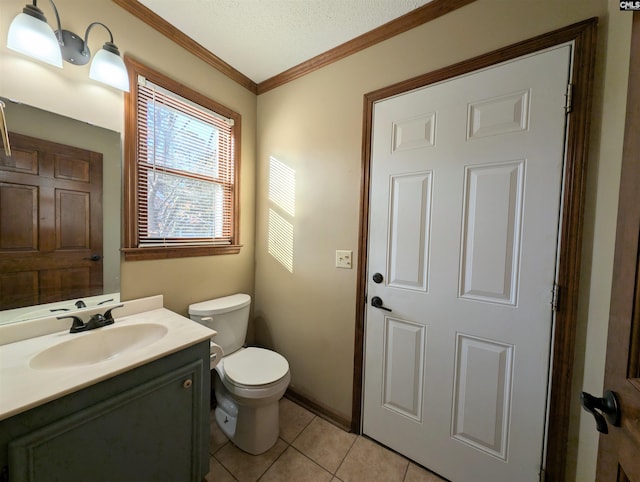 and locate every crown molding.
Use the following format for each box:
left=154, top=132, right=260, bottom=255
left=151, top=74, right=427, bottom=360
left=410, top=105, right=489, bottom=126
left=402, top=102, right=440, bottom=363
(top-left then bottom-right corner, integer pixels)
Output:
left=112, top=0, right=258, bottom=94
left=257, top=0, right=476, bottom=94
left=113, top=0, right=476, bottom=95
